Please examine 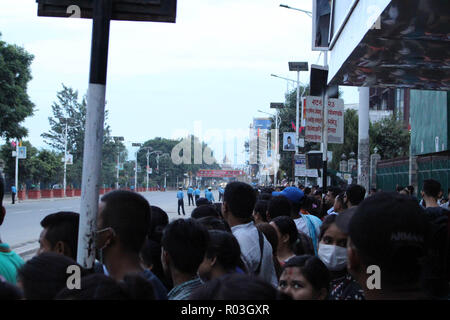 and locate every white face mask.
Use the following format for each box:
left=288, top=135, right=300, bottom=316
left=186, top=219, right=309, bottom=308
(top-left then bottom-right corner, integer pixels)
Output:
left=318, top=243, right=348, bottom=271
